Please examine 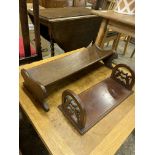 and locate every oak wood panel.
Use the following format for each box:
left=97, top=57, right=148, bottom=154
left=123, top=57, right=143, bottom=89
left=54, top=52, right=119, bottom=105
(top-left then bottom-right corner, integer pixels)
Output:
left=108, top=20, right=135, bottom=37
left=92, top=10, right=135, bottom=26
left=19, top=48, right=135, bottom=155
